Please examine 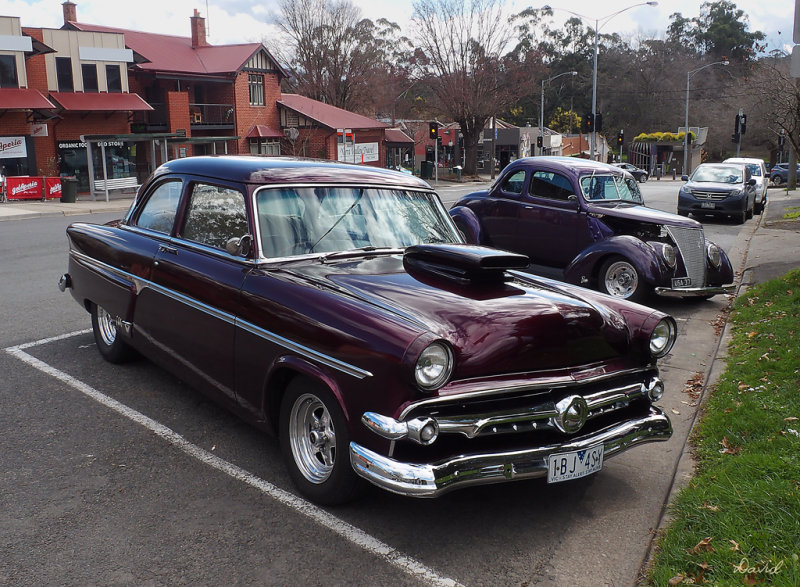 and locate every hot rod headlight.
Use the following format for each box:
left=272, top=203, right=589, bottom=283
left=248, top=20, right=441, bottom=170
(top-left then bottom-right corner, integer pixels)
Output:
left=650, top=318, right=677, bottom=358
left=662, top=244, right=676, bottom=268
left=415, top=342, right=454, bottom=390
left=706, top=243, right=721, bottom=269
